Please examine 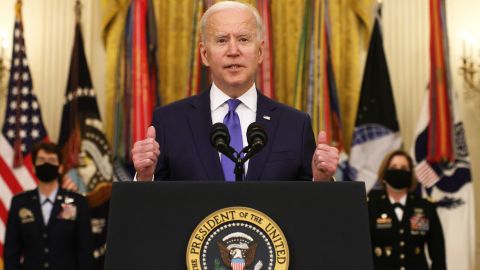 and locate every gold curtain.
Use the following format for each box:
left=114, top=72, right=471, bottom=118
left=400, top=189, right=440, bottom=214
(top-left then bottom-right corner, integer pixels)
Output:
left=270, top=0, right=305, bottom=105
left=155, top=1, right=197, bottom=104
left=101, top=0, right=130, bottom=144
left=329, top=0, right=375, bottom=149
left=101, top=0, right=375, bottom=150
